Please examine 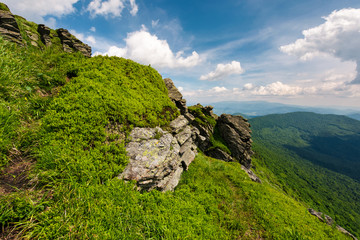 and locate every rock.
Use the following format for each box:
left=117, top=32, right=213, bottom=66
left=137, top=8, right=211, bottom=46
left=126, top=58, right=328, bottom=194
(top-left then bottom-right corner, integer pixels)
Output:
left=0, top=6, right=23, bottom=45
left=175, top=125, right=192, bottom=145
left=120, top=127, right=182, bottom=191
left=120, top=122, right=197, bottom=192
left=336, top=225, right=358, bottom=240
left=180, top=148, right=196, bottom=170
left=217, top=114, right=253, bottom=168
left=188, top=104, right=217, bottom=140
left=205, top=147, right=233, bottom=162
left=183, top=112, right=195, bottom=122
left=164, top=78, right=187, bottom=114
left=308, top=208, right=358, bottom=240
left=241, top=165, right=262, bottom=183
left=169, top=115, right=189, bottom=134
left=57, top=28, right=91, bottom=57
left=38, top=24, right=52, bottom=46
